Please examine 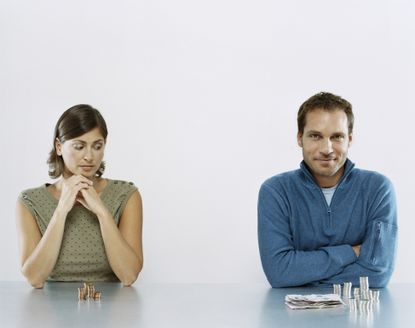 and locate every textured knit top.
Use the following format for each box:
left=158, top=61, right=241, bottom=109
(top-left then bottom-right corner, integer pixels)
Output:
left=19, top=179, right=137, bottom=282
